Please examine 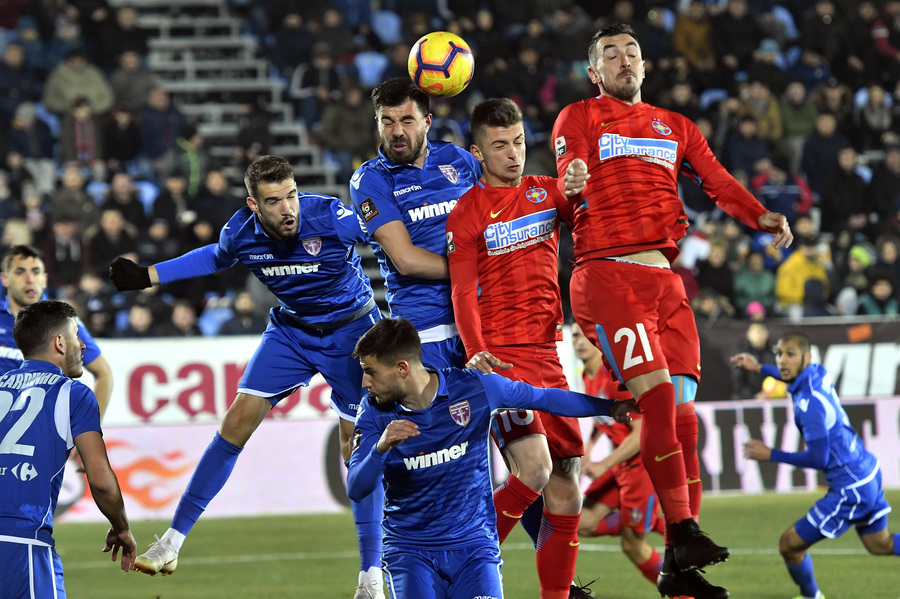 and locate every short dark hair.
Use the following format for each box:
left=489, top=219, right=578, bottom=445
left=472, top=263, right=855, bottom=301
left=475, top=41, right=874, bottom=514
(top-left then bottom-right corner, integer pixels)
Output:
left=14, top=300, right=76, bottom=358
left=353, top=318, right=422, bottom=366
left=778, top=331, right=810, bottom=355
left=371, top=77, right=430, bottom=119
left=470, top=98, right=523, bottom=146
left=243, top=155, right=295, bottom=200
left=589, top=22, right=640, bottom=65
left=2, top=245, right=43, bottom=273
